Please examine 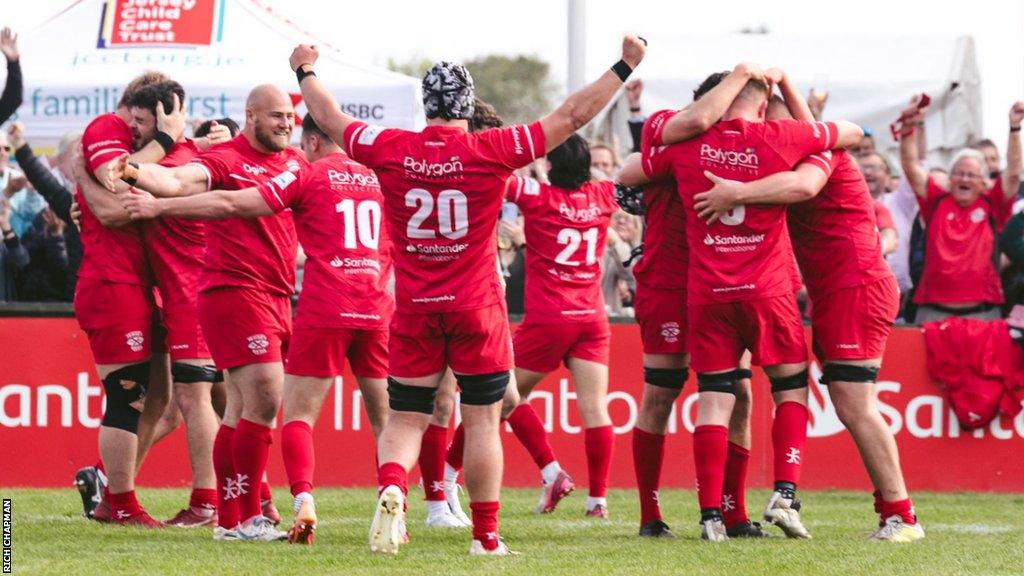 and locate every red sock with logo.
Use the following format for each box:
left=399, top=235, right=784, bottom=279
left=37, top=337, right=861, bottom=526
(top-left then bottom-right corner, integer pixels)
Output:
left=282, top=420, right=315, bottom=496
left=632, top=428, right=665, bottom=525
left=772, top=401, right=808, bottom=485
left=882, top=498, right=916, bottom=525
left=418, top=424, right=448, bottom=501
left=693, top=425, right=729, bottom=511
left=507, top=404, right=556, bottom=469
left=377, top=461, right=408, bottom=495
left=470, top=501, right=501, bottom=550
left=108, top=490, right=142, bottom=520
left=189, top=488, right=218, bottom=514
left=722, top=442, right=750, bottom=527
left=213, top=424, right=239, bottom=529
left=584, top=425, right=614, bottom=498
left=445, top=423, right=465, bottom=472
left=232, top=419, right=272, bottom=522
